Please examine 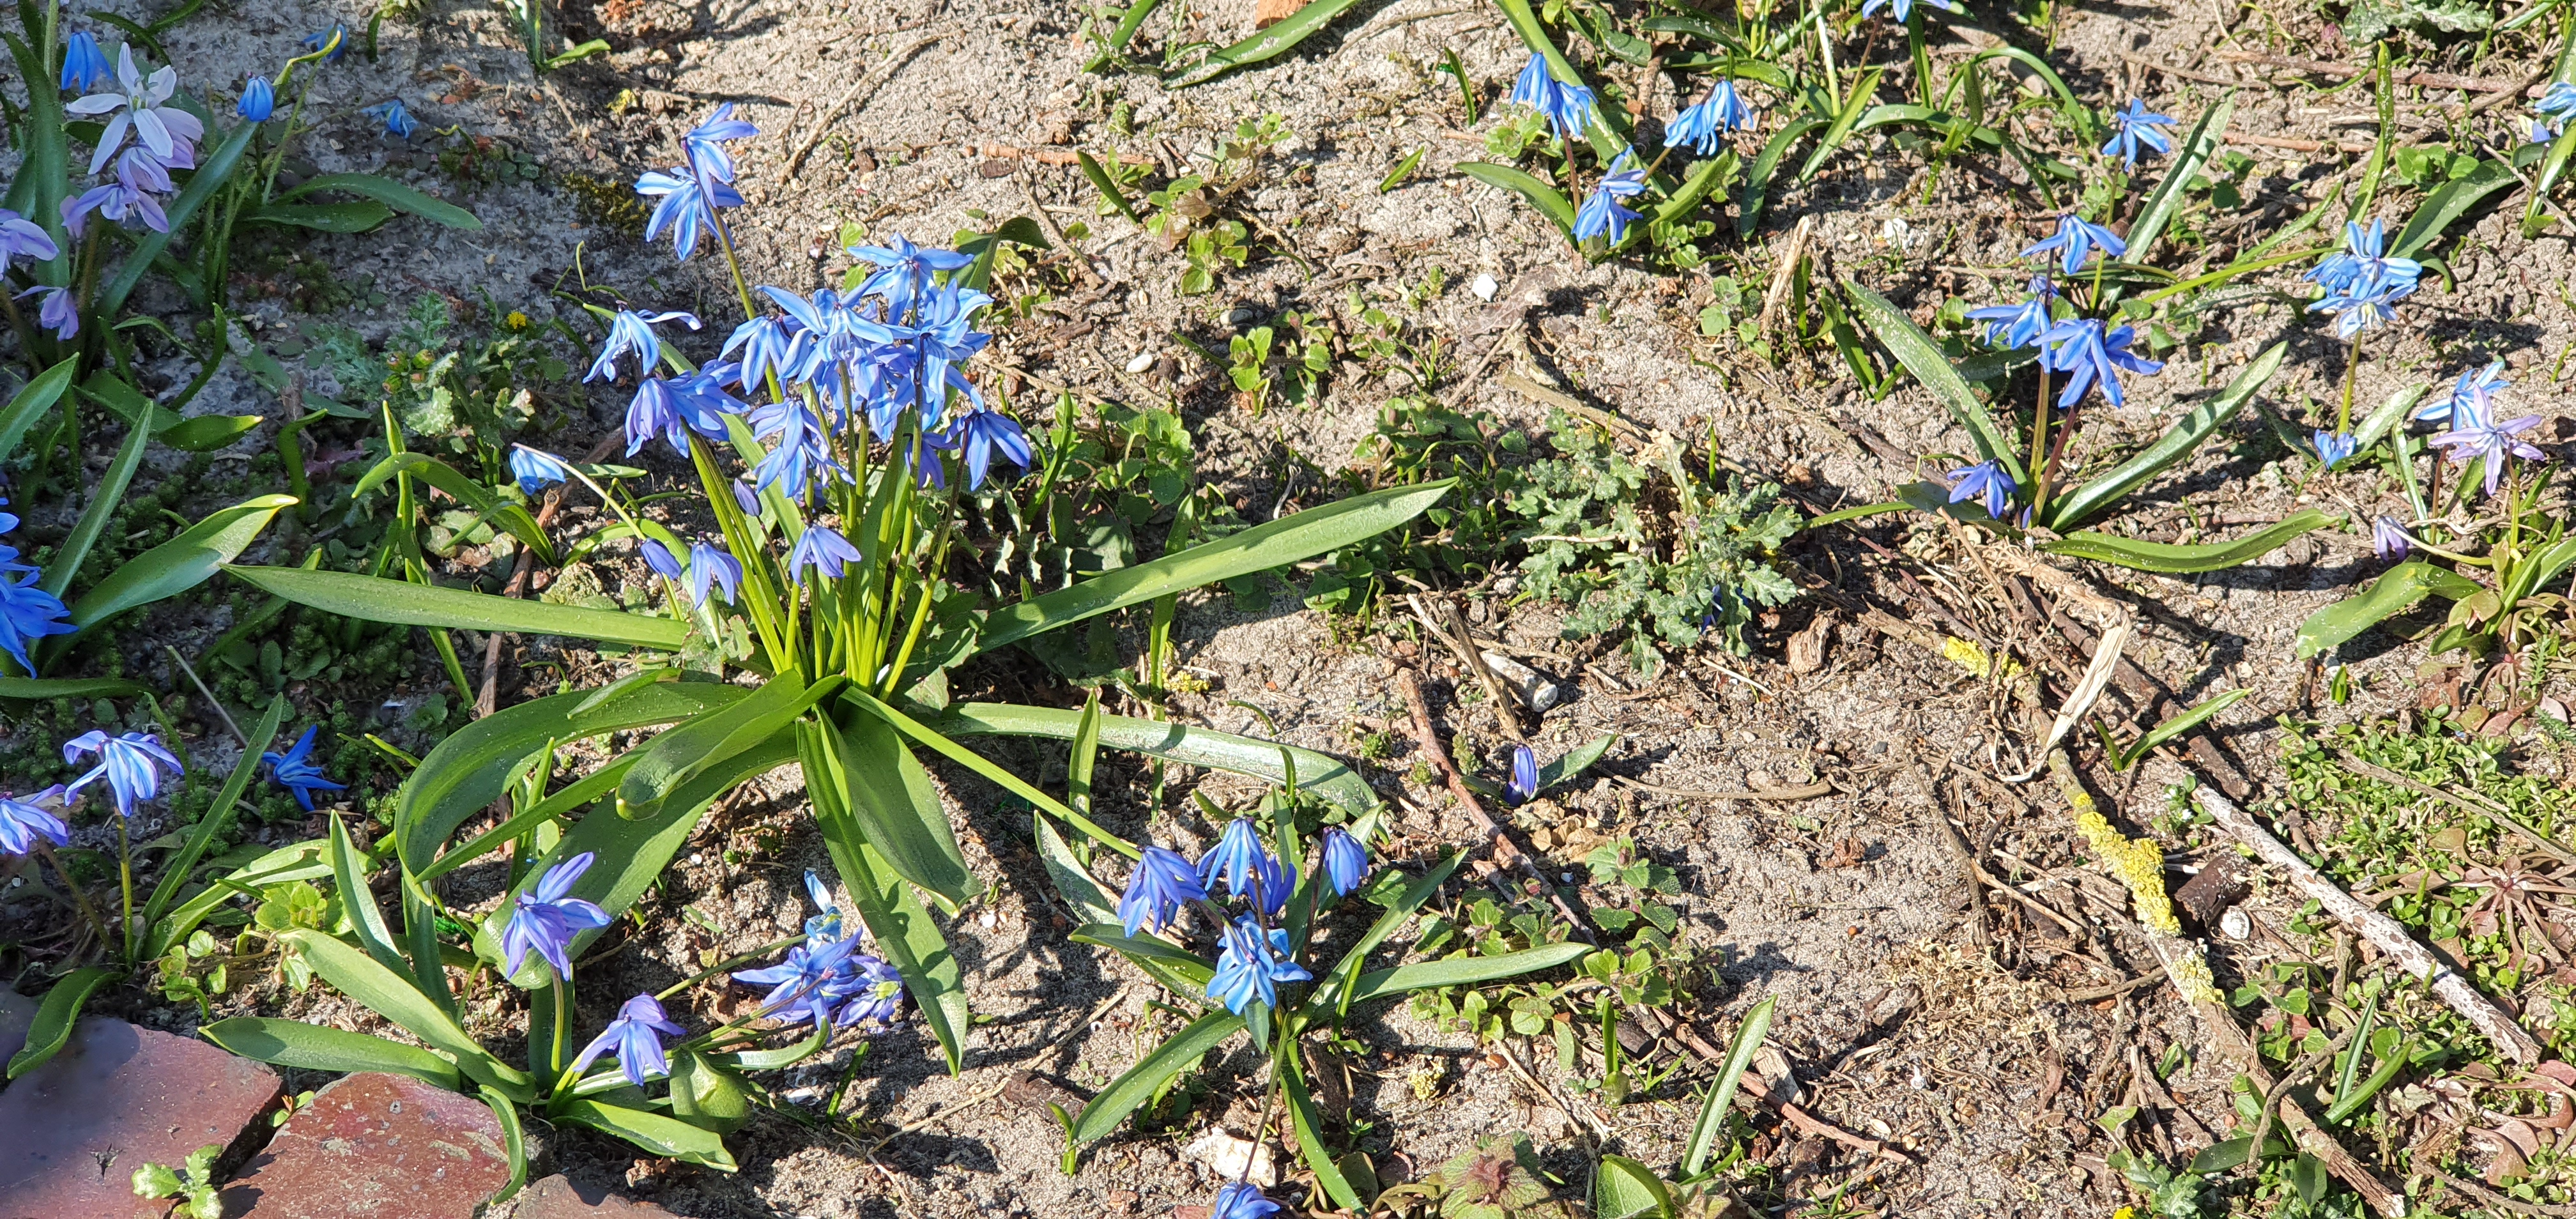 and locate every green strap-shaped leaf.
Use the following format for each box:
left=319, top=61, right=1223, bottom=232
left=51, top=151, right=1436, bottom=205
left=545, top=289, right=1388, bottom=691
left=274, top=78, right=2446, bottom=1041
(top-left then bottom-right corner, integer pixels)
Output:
left=2391, top=159, right=2517, bottom=259
left=824, top=707, right=972, bottom=912
left=354, top=452, right=555, bottom=565
left=1682, top=995, right=1774, bottom=1177
left=242, top=201, right=396, bottom=233
left=0, top=356, right=77, bottom=465
left=1167, top=0, right=1365, bottom=87
left=617, top=675, right=837, bottom=822
left=142, top=696, right=288, bottom=930
left=67, top=495, right=296, bottom=630
left=395, top=682, right=747, bottom=870
left=1070, top=924, right=1218, bottom=983
left=1342, top=943, right=1593, bottom=1006
left=1739, top=112, right=1824, bottom=238
left=1652, top=151, right=1739, bottom=226
left=1071, top=1010, right=1246, bottom=1144
left=2354, top=381, right=2430, bottom=450
left=155, top=414, right=265, bottom=452
left=1309, top=852, right=1464, bottom=1018
left=554, top=1100, right=739, bottom=1170
left=2046, top=343, right=2284, bottom=531
left=802, top=721, right=972, bottom=1074
left=102, top=118, right=259, bottom=316
left=1279, top=1041, right=1364, bottom=1212
left=277, top=929, right=531, bottom=1097
left=2293, top=560, right=2484, bottom=659
left=978, top=482, right=1450, bottom=654
left=224, top=565, right=689, bottom=650
left=2124, top=95, right=2234, bottom=266
left=273, top=172, right=483, bottom=229
left=42, top=404, right=150, bottom=598
left=1539, top=733, right=1616, bottom=795
left=1797, top=67, right=1886, bottom=183
left=199, top=1018, right=463, bottom=1091
left=1594, top=1154, right=1678, bottom=1219
left=6, top=966, right=118, bottom=1079
left=936, top=702, right=1379, bottom=815
left=147, top=840, right=328, bottom=960
left=332, top=811, right=409, bottom=979
left=481, top=1084, right=528, bottom=1204
left=1459, top=163, right=1575, bottom=237
left=2043, top=510, right=2335, bottom=574
left=1843, top=280, right=2022, bottom=482
left=0, top=677, right=144, bottom=699
left=667, top=1048, right=751, bottom=1135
